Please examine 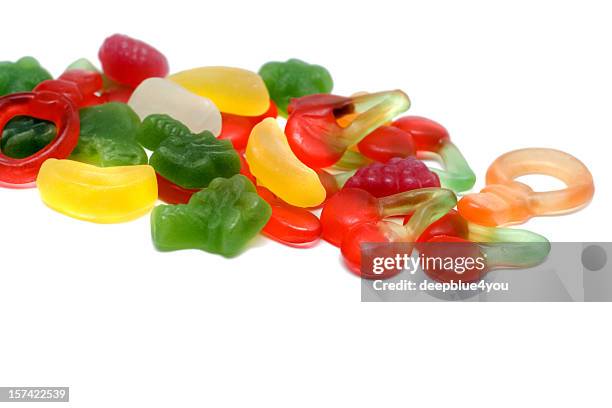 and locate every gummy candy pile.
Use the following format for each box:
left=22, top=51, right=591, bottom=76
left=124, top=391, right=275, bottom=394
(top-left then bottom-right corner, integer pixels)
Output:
left=0, top=34, right=595, bottom=281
